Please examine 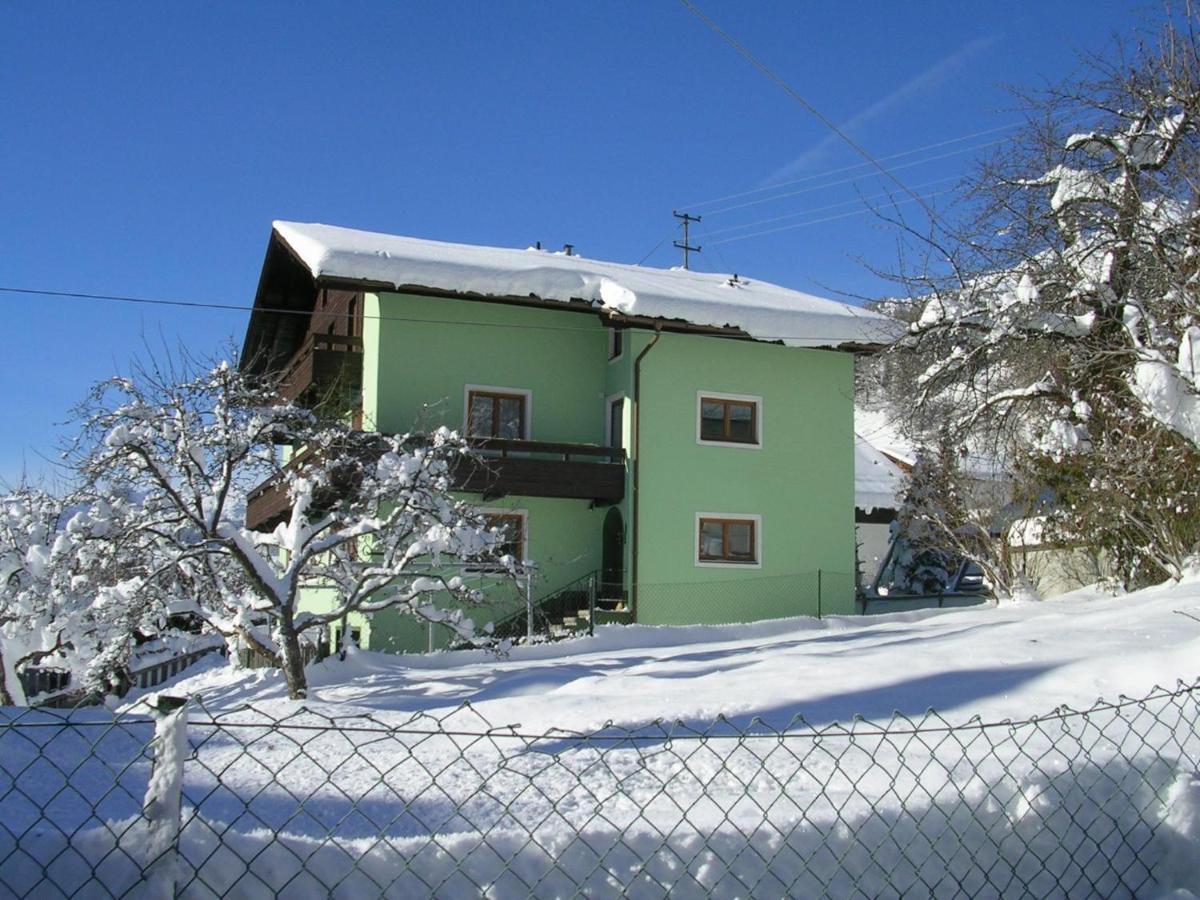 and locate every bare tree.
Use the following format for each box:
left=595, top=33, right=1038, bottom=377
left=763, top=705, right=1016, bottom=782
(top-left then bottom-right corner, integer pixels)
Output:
left=69, top=356, right=511, bottom=699
left=881, top=14, right=1200, bottom=585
